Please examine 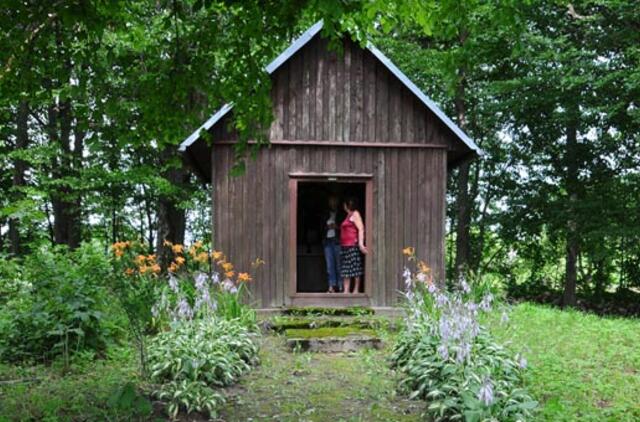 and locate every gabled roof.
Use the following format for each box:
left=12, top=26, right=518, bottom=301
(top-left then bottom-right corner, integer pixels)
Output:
left=180, top=20, right=482, bottom=158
